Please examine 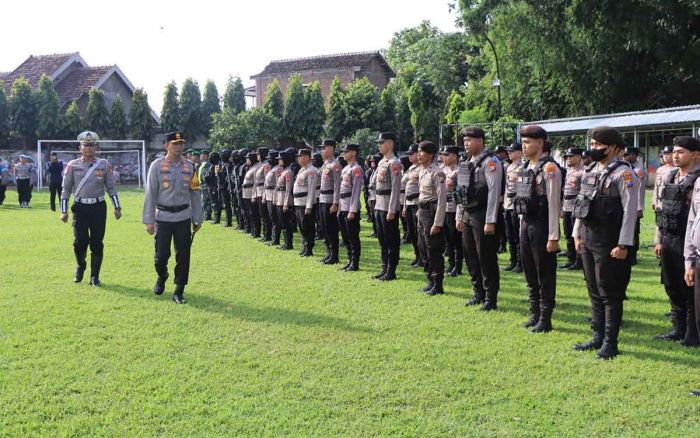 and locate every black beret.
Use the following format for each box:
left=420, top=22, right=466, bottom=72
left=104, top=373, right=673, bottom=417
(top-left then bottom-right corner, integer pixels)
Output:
left=461, top=126, right=485, bottom=138
left=673, top=136, right=700, bottom=151
left=563, top=148, right=584, bottom=157
left=257, top=147, right=269, bottom=155
left=320, top=139, right=337, bottom=148
left=376, top=132, right=397, bottom=143
left=407, top=143, right=419, bottom=154
left=245, top=151, right=257, bottom=159
left=623, top=147, right=641, bottom=156
left=165, top=131, right=185, bottom=143
left=221, top=149, right=232, bottom=161
left=239, top=148, right=249, bottom=156
left=419, top=140, right=438, bottom=155
left=506, top=142, right=522, bottom=152
left=440, top=145, right=461, bottom=155
left=342, top=143, right=360, bottom=153
left=588, top=126, right=625, bottom=148
left=519, top=125, right=547, bottom=140
left=296, top=148, right=312, bottom=157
